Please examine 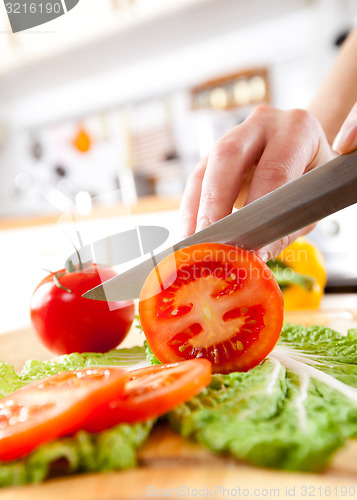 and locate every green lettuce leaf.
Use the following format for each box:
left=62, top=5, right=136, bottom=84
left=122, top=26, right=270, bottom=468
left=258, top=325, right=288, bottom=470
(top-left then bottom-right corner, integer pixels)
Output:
left=168, top=324, right=357, bottom=472
left=0, top=362, right=25, bottom=398
left=0, top=422, right=154, bottom=487
left=144, top=341, right=161, bottom=366
left=20, top=346, right=148, bottom=382
left=0, top=346, right=152, bottom=487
